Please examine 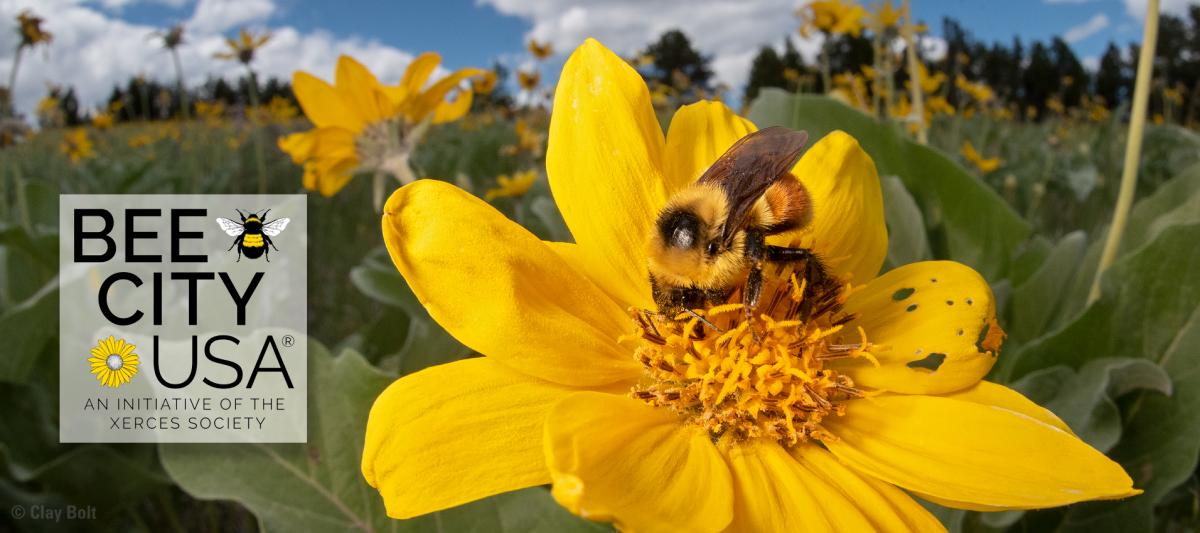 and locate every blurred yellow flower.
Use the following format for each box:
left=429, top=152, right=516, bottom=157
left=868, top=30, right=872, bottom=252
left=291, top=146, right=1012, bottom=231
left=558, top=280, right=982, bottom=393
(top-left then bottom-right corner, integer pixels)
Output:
left=1046, top=97, right=1065, bottom=115
left=527, top=39, right=553, bottom=60
left=1153, top=113, right=1165, bottom=125
left=472, top=70, right=498, bottom=94
left=869, top=0, right=902, bottom=30
left=61, top=128, right=95, bottom=163
left=798, top=0, right=867, bottom=37
left=17, top=10, right=52, bottom=48
left=961, top=140, right=1002, bottom=173
left=955, top=75, right=994, bottom=105
left=129, top=133, right=155, bottom=148
left=251, top=96, right=298, bottom=125
left=91, top=112, right=114, bottom=130
left=908, top=62, right=945, bottom=95
left=195, top=100, right=226, bottom=125
left=215, top=28, right=271, bottom=65
left=518, top=70, right=541, bottom=91
left=501, top=118, right=547, bottom=158
left=278, top=54, right=481, bottom=196
left=484, top=169, right=539, bottom=200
